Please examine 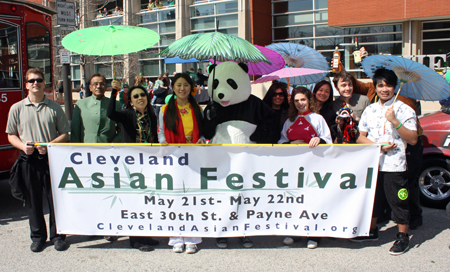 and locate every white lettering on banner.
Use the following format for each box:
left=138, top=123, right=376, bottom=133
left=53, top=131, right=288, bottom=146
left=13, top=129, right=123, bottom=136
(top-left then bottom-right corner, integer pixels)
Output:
left=48, top=144, right=380, bottom=238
